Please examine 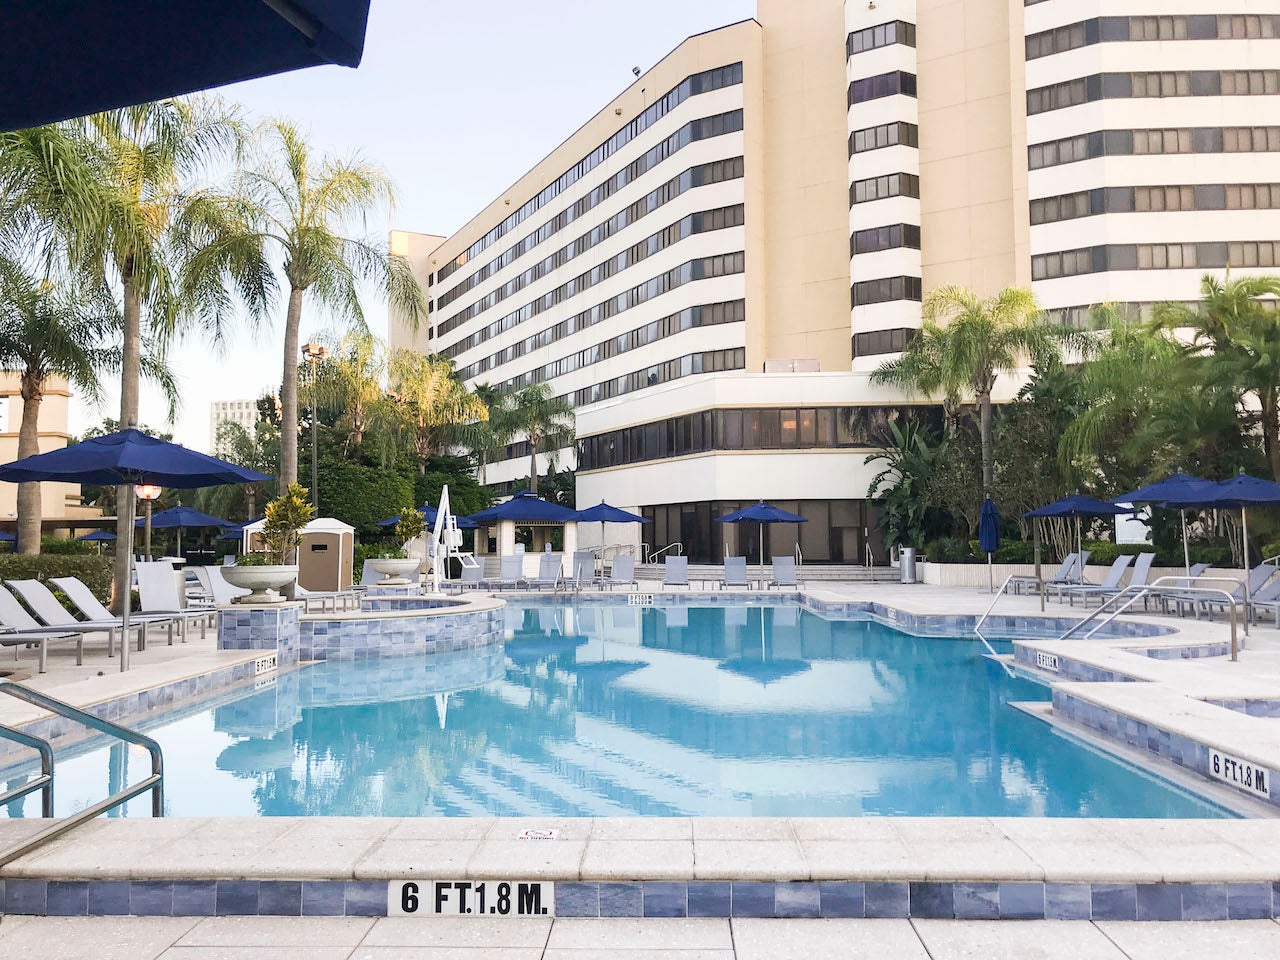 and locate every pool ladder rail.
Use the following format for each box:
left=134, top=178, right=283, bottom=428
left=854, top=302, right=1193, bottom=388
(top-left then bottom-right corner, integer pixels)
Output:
left=975, top=575, right=1244, bottom=674
left=0, top=679, right=164, bottom=866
